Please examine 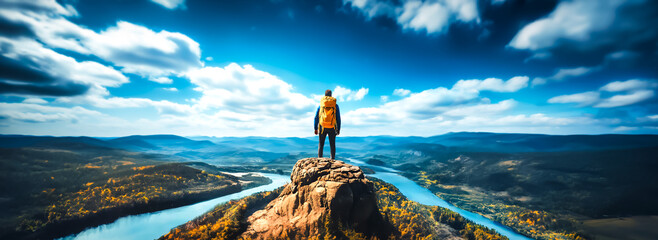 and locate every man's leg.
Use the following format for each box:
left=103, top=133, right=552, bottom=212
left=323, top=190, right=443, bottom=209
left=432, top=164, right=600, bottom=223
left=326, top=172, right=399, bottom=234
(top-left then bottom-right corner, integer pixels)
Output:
left=318, top=127, right=327, bottom=158
left=328, top=128, right=336, bottom=159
